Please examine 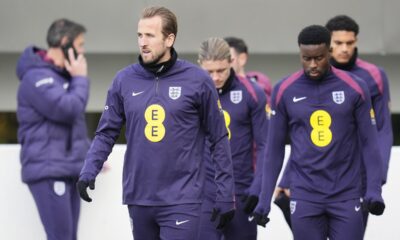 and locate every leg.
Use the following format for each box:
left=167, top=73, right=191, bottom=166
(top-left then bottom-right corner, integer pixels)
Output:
left=128, top=205, right=160, bottom=240
left=223, top=195, right=257, bottom=240
left=291, top=199, right=327, bottom=240
left=327, top=199, right=364, bottom=240
left=157, top=203, right=202, bottom=240
left=69, top=178, right=81, bottom=240
left=28, top=179, right=75, bottom=240
left=197, top=197, right=223, bottom=240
